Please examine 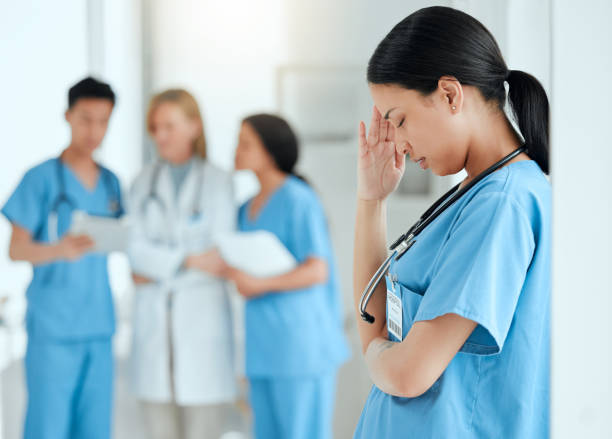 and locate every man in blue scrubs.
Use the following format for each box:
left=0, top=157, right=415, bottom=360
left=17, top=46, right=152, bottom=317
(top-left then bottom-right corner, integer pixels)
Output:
left=2, top=77, right=123, bottom=439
